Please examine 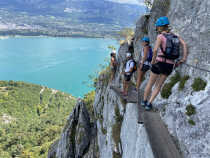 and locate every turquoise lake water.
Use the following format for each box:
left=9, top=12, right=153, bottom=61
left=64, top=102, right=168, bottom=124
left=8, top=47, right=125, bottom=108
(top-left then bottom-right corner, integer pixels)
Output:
left=0, top=37, right=118, bottom=97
